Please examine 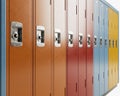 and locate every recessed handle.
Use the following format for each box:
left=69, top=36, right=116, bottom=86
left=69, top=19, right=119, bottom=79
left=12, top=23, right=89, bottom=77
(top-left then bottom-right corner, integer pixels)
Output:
left=79, top=33, right=83, bottom=48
